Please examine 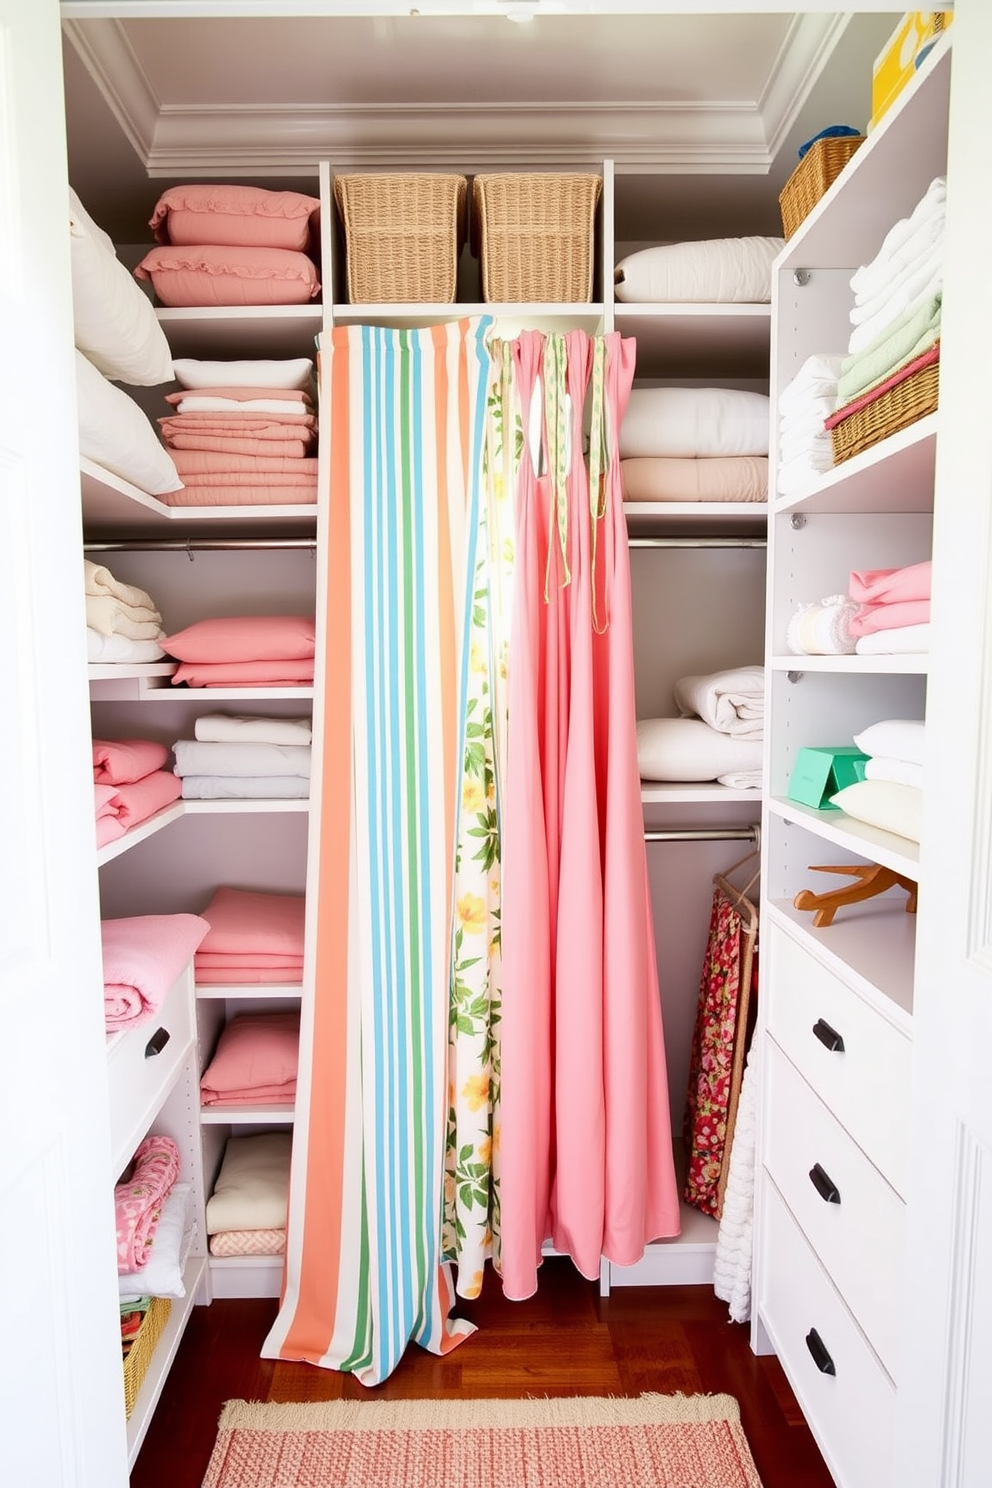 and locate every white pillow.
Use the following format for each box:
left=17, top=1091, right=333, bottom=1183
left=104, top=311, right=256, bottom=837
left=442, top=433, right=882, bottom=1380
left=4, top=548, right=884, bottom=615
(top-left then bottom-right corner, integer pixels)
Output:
left=852, top=718, right=926, bottom=766
left=68, top=187, right=174, bottom=386
left=75, top=350, right=182, bottom=495
left=614, top=235, right=784, bottom=304
left=619, top=387, right=770, bottom=459
left=205, top=1132, right=292, bottom=1234
left=118, top=1182, right=193, bottom=1300
left=171, top=357, right=315, bottom=391
left=636, top=717, right=763, bottom=782
left=830, top=779, right=923, bottom=844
